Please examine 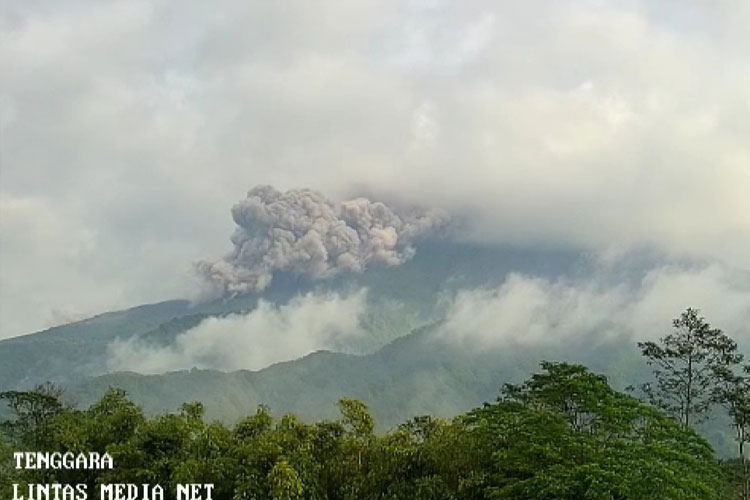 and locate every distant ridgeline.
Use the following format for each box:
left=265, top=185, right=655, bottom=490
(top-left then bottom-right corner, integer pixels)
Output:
left=0, top=240, right=585, bottom=389
left=0, top=241, right=745, bottom=460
